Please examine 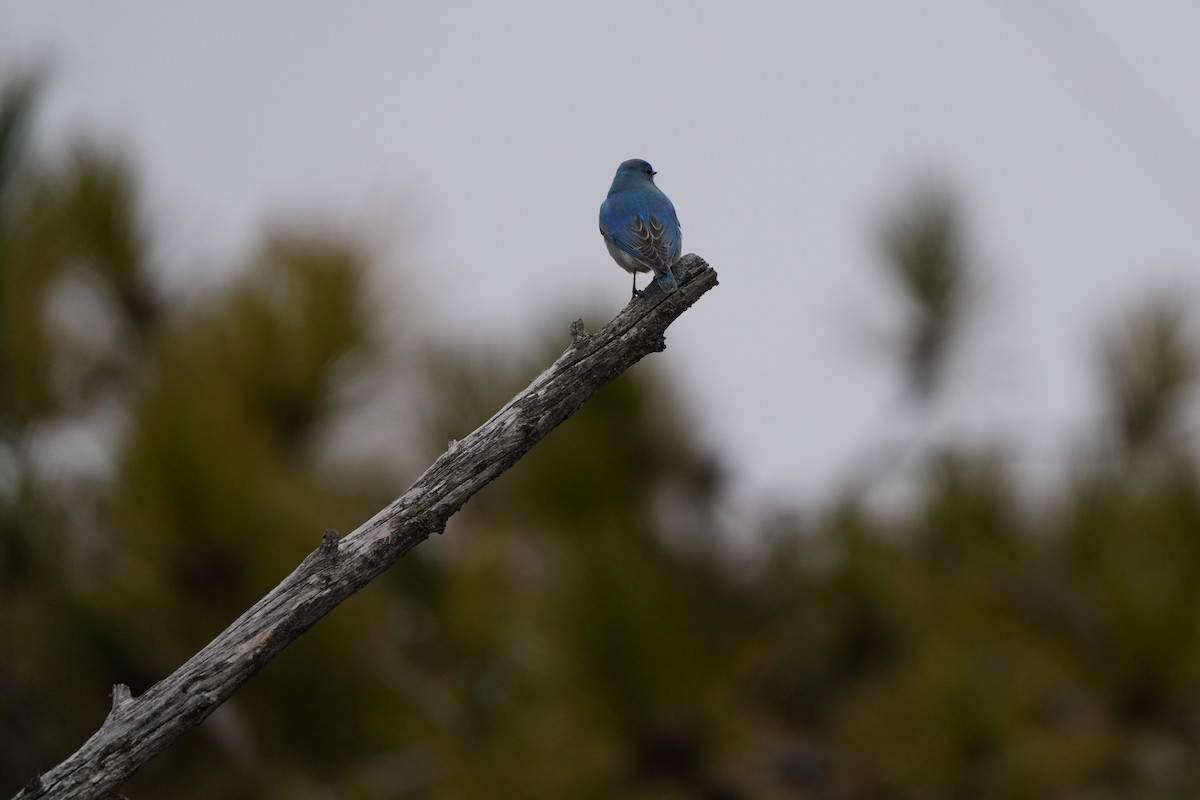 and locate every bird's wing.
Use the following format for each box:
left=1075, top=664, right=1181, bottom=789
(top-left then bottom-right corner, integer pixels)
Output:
left=600, top=192, right=681, bottom=270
